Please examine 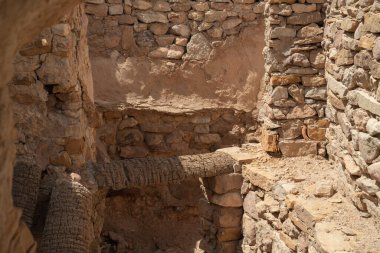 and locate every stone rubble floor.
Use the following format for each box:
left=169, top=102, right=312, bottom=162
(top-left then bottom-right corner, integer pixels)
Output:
left=235, top=144, right=380, bottom=253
